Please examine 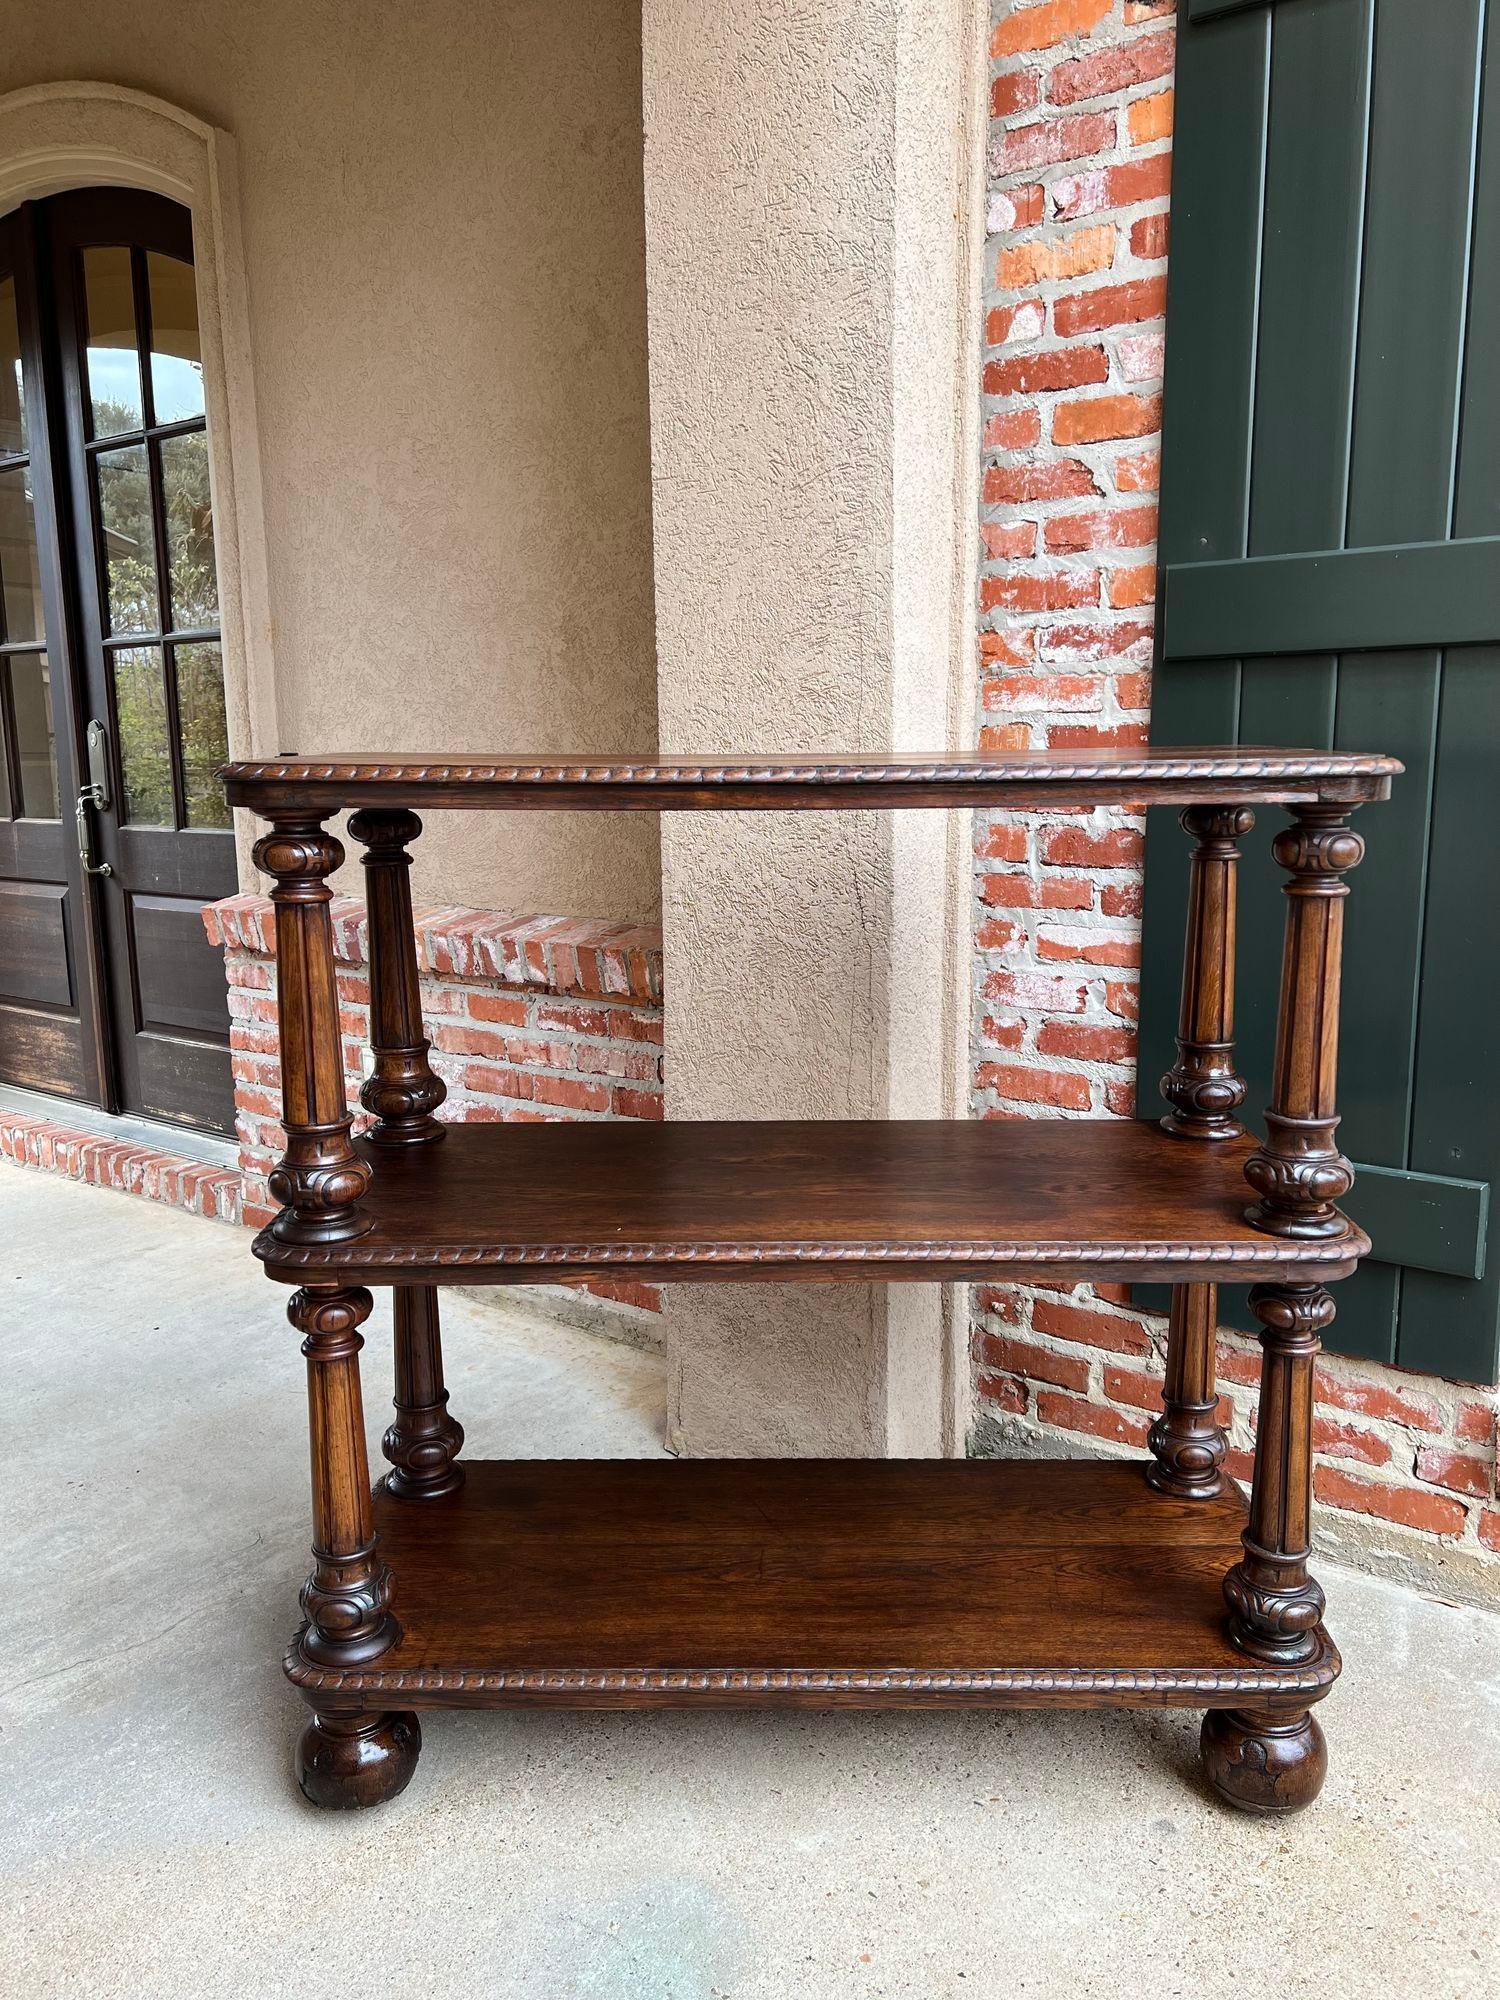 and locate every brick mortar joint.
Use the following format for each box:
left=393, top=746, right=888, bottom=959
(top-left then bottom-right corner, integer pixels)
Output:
left=204, top=894, right=664, bottom=1005
left=966, top=3, right=1500, bottom=1558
